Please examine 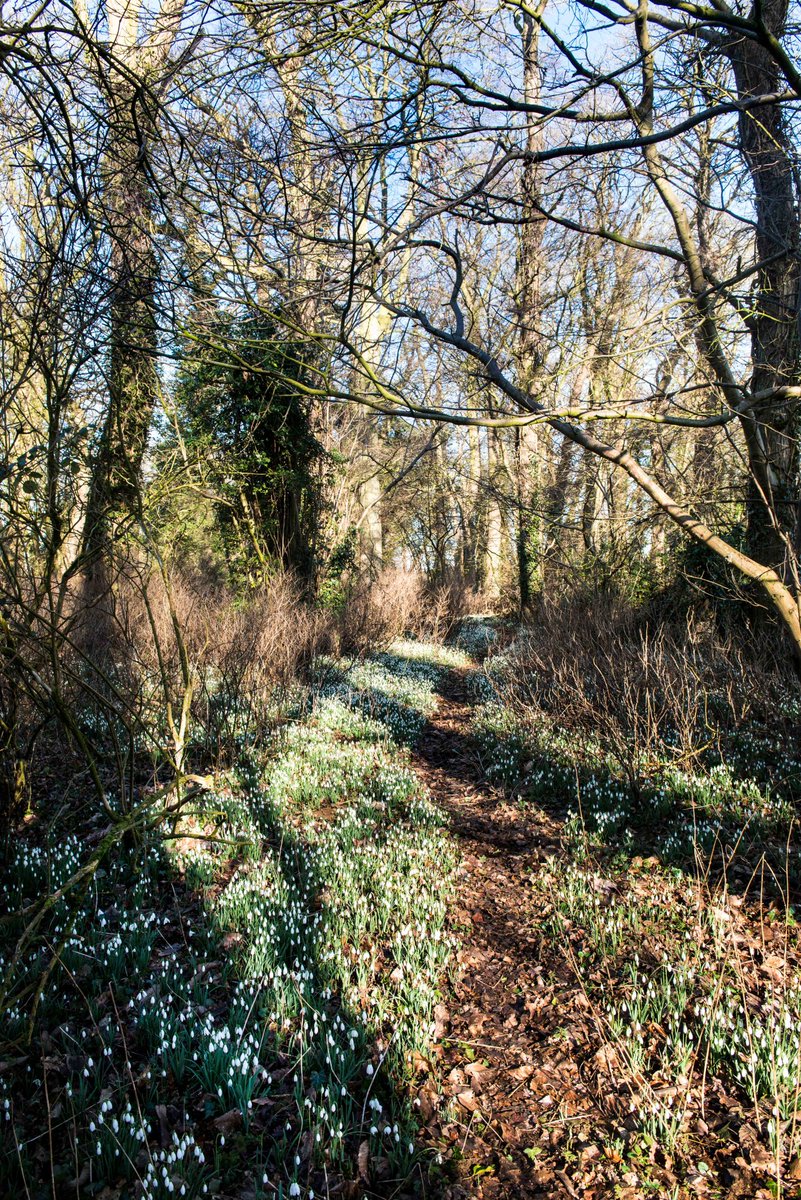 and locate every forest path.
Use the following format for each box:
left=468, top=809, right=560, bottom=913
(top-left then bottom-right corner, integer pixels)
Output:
left=410, top=668, right=604, bottom=1200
